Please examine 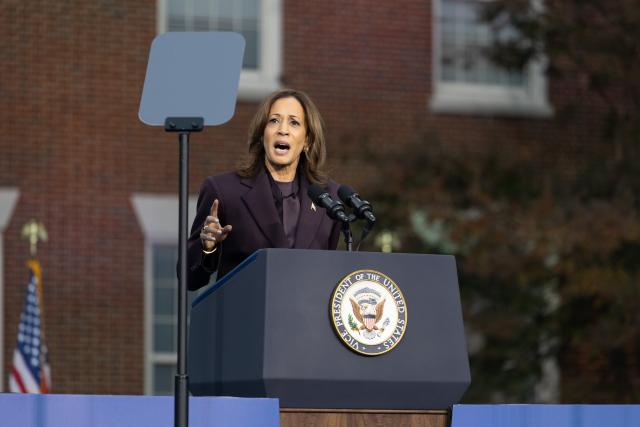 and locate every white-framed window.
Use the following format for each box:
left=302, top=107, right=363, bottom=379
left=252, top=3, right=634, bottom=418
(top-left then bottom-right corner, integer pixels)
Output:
left=0, top=188, right=20, bottom=392
left=157, top=0, right=282, bottom=101
left=430, top=0, right=553, bottom=117
left=132, top=194, right=211, bottom=395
